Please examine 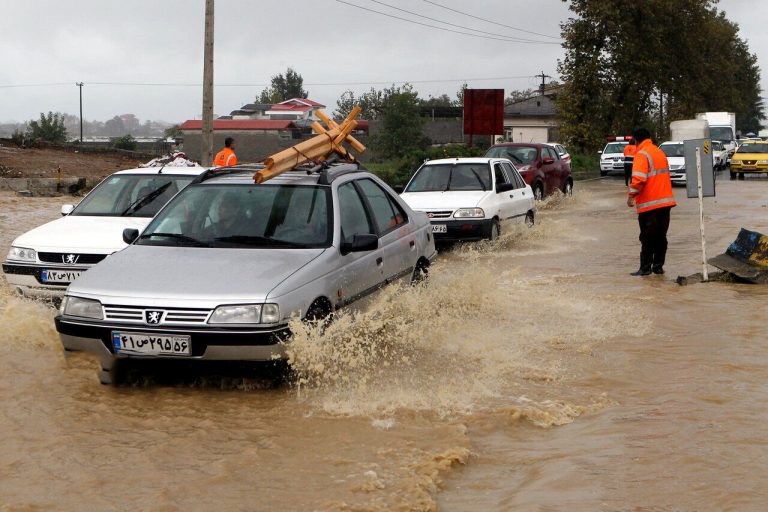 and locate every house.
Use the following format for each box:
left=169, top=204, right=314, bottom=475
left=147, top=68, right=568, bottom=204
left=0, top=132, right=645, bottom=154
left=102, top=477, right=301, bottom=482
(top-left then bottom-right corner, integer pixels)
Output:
left=266, top=98, right=326, bottom=121
left=503, top=87, right=561, bottom=143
